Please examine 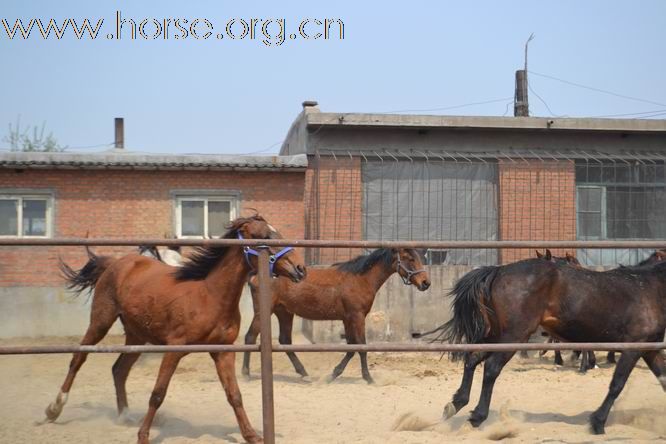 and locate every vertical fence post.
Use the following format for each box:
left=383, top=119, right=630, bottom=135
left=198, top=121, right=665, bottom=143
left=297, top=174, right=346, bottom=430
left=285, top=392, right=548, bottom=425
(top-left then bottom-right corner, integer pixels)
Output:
left=257, top=248, right=276, bottom=444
